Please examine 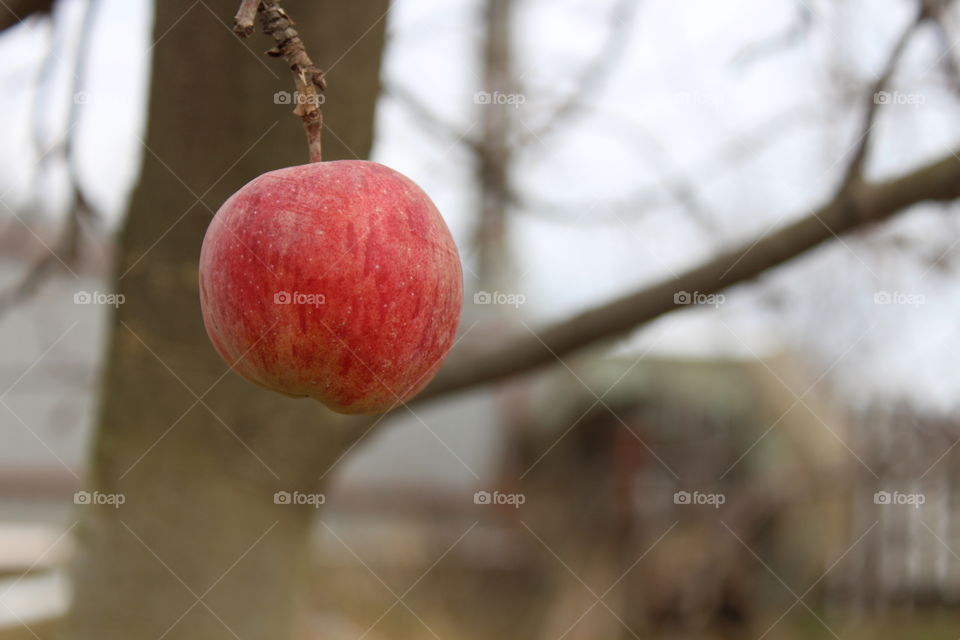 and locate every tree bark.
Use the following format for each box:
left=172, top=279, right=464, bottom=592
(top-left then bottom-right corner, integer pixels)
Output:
left=63, top=1, right=389, bottom=638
